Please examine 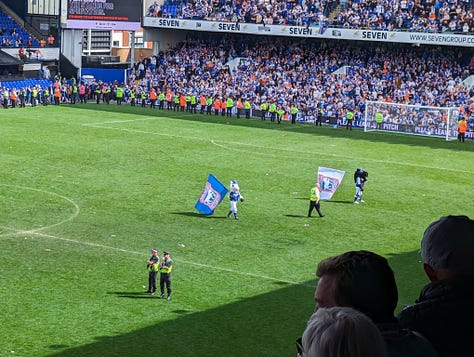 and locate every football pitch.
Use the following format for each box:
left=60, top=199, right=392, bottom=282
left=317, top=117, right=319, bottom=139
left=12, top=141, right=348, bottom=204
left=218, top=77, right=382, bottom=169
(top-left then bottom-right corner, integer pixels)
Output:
left=1, top=104, right=473, bottom=356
